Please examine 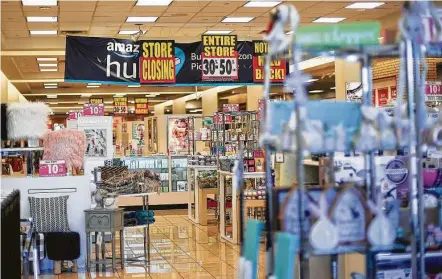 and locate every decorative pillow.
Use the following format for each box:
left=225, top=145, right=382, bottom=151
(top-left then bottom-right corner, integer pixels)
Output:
left=42, top=130, right=86, bottom=168
left=7, top=102, right=52, bottom=140
left=28, top=196, right=70, bottom=233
